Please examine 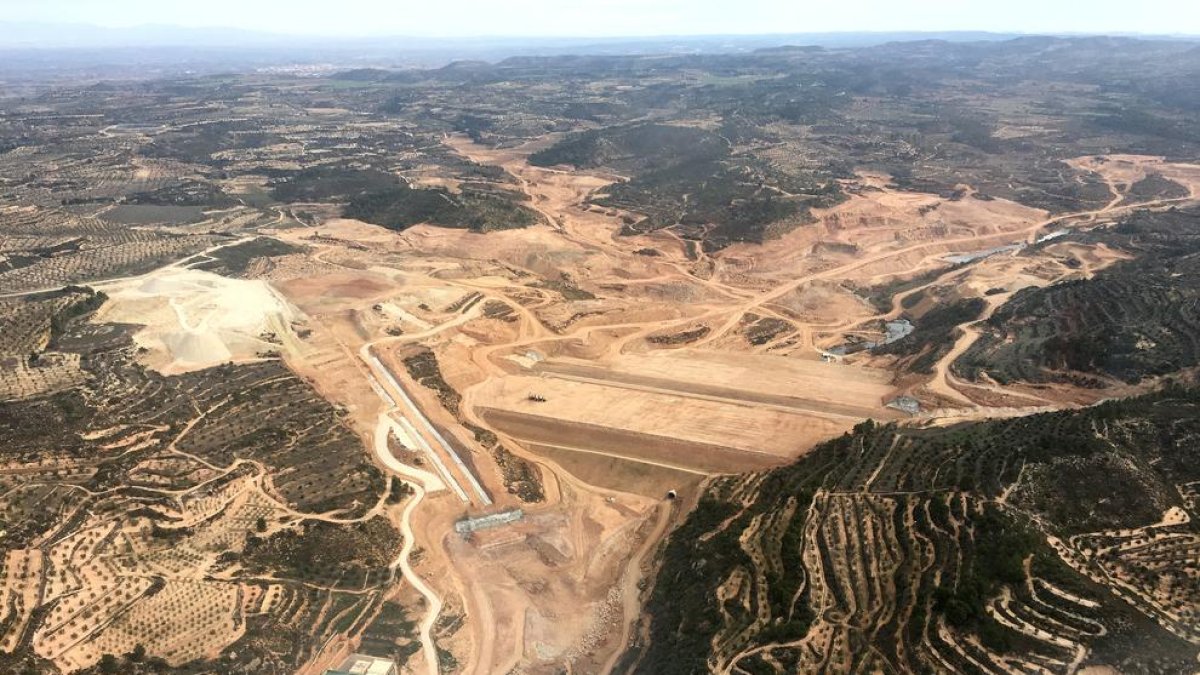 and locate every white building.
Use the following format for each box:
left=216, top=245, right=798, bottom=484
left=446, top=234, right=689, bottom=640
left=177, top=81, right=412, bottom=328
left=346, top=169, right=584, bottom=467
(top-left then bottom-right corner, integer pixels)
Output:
left=326, top=653, right=397, bottom=675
